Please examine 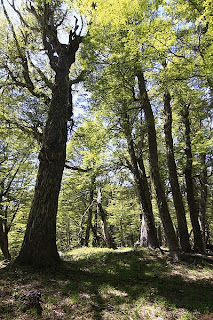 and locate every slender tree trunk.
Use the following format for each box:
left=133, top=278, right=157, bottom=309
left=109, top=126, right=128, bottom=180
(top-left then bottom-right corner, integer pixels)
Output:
left=0, top=217, right=11, bottom=260
left=92, top=208, right=100, bottom=247
left=157, top=224, right=163, bottom=247
left=182, top=105, right=205, bottom=253
left=140, top=214, right=148, bottom=246
left=199, top=154, right=208, bottom=245
left=84, top=176, right=95, bottom=247
left=123, top=112, right=159, bottom=248
left=163, top=91, right=191, bottom=252
left=97, top=188, right=116, bottom=249
left=137, top=70, right=180, bottom=260
left=137, top=156, right=159, bottom=247
left=120, top=217, right=125, bottom=247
